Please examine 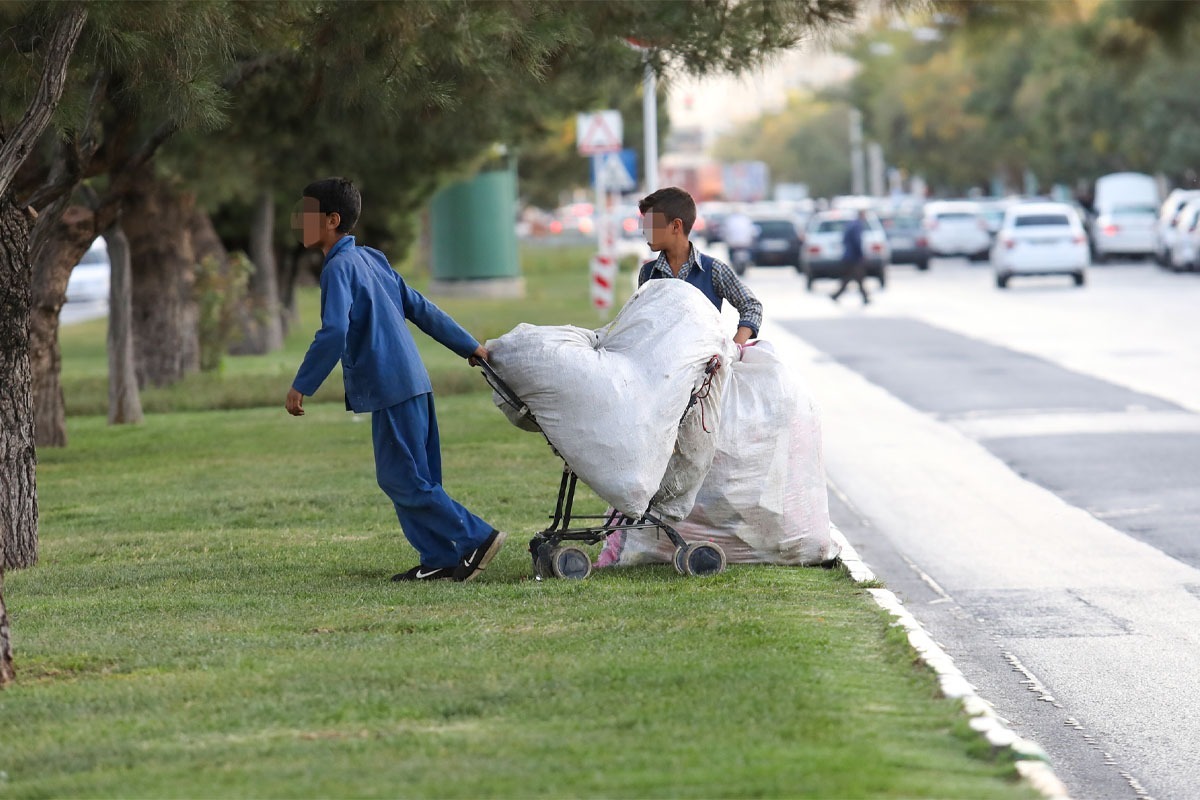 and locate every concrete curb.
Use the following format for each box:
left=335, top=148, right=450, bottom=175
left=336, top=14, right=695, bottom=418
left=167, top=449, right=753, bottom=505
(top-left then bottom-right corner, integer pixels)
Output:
left=829, top=525, right=1072, bottom=800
